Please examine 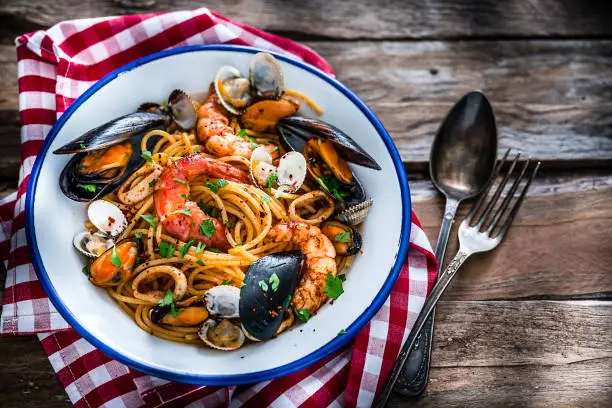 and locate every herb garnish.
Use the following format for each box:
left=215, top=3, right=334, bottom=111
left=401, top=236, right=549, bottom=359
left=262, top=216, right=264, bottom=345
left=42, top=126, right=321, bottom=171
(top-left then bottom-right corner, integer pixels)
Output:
left=196, top=260, right=205, bottom=266
left=338, top=274, right=347, bottom=282
left=216, top=179, right=229, bottom=189
left=295, top=308, right=311, bottom=322
left=141, top=150, right=153, bottom=162
left=258, top=280, right=269, bottom=291
left=324, top=273, right=344, bottom=299
left=317, top=175, right=349, bottom=201
left=338, top=329, right=347, bottom=335
left=158, top=289, right=184, bottom=317
left=80, top=184, right=96, bottom=193
left=158, top=240, right=176, bottom=258
left=82, top=265, right=90, bottom=277
left=195, top=241, right=205, bottom=253
left=178, top=240, right=194, bottom=258
left=236, top=128, right=248, bottom=139
left=149, top=178, right=158, bottom=188
left=249, top=137, right=259, bottom=150
left=240, top=281, right=246, bottom=288
left=200, top=219, right=216, bottom=237
left=267, top=174, right=277, bottom=193
left=261, top=195, right=270, bottom=204
left=220, top=279, right=232, bottom=286
left=269, top=273, right=280, bottom=292
left=140, top=214, right=158, bottom=228
left=204, top=179, right=229, bottom=193
left=174, top=208, right=192, bottom=217
left=110, top=246, right=122, bottom=267
left=173, top=178, right=188, bottom=186
left=283, top=294, right=292, bottom=309
left=79, top=143, right=86, bottom=149
left=207, top=247, right=222, bottom=253
left=181, top=193, right=189, bottom=200
left=135, top=232, right=143, bottom=239
left=226, top=221, right=233, bottom=228
left=334, top=232, right=351, bottom=243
